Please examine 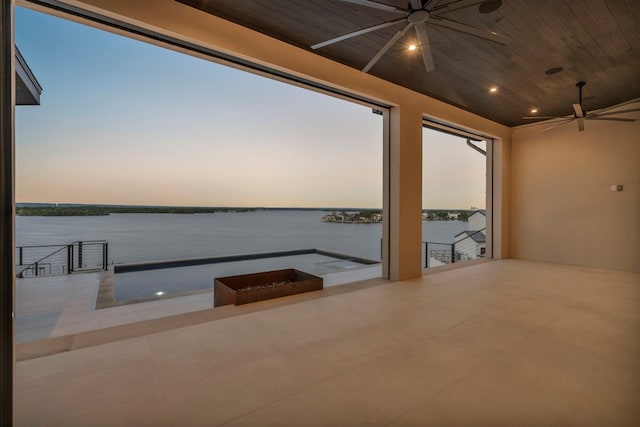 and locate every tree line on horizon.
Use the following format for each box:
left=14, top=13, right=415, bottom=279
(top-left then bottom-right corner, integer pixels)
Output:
left=16, top=206, right=256, bottom=216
